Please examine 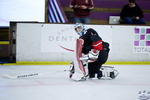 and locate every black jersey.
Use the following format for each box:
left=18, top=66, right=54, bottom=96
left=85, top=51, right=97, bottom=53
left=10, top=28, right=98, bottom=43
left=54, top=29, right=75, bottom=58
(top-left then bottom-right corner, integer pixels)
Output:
left=81, top=28, right=103, bottom=54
